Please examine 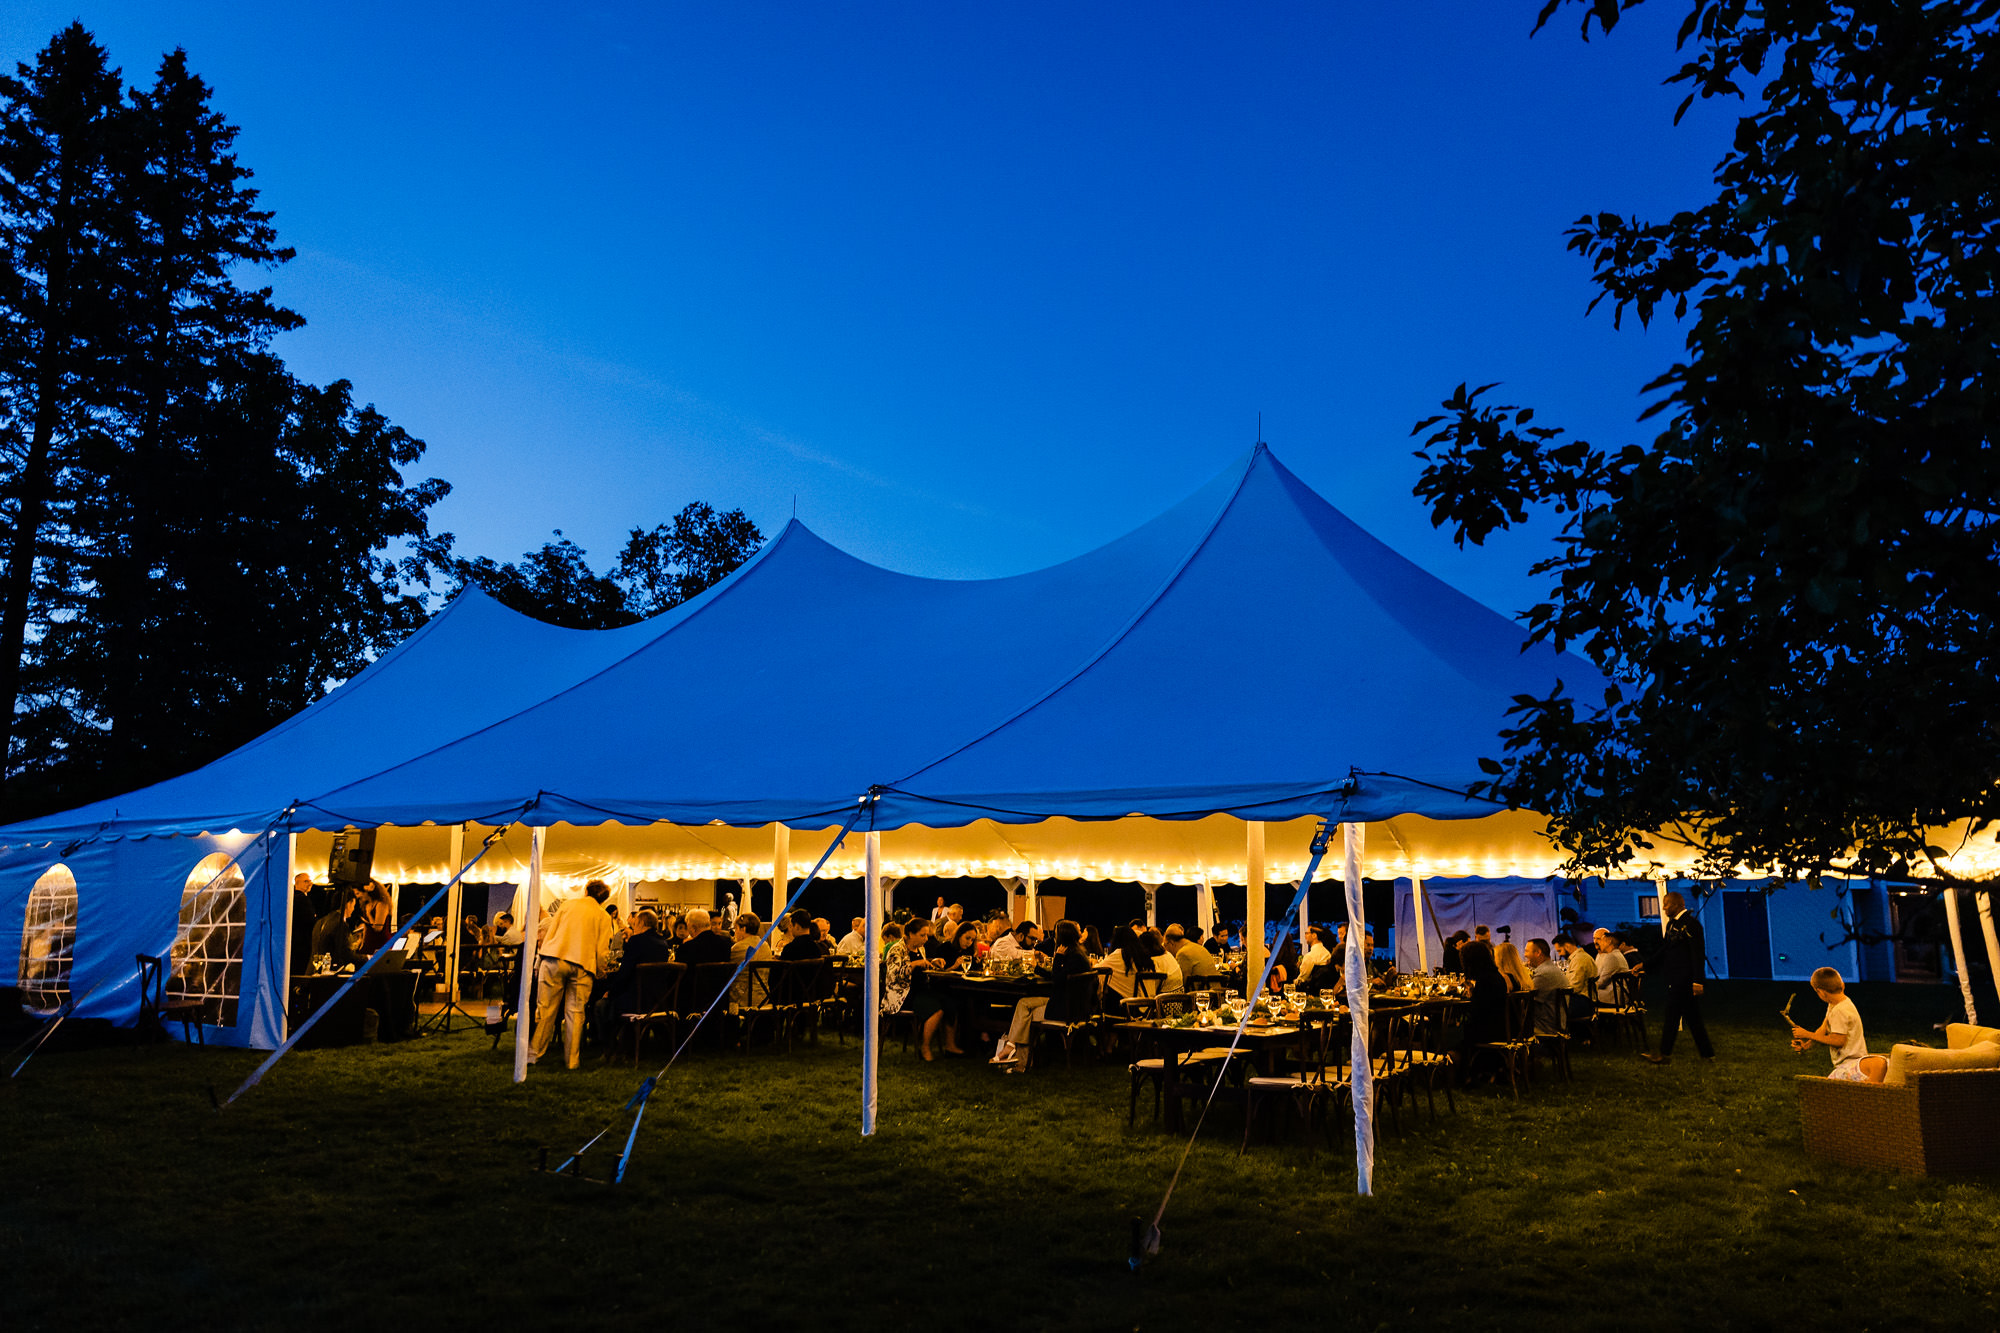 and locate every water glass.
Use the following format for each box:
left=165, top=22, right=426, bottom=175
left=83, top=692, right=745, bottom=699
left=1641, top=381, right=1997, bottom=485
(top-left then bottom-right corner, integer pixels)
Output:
left=1194, top=990, right=1212, bottom=1014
